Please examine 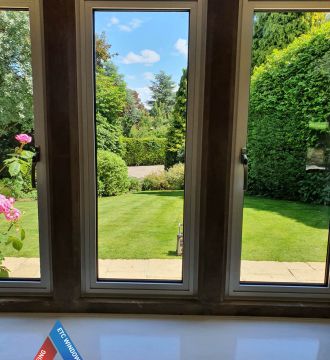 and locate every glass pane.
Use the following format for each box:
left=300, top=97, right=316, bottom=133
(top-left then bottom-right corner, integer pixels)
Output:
left=94, top=11, right=190, bottom=281
left=0, top=9, right=41, bottom=279
left=240, top=11, right=330, bottom=285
